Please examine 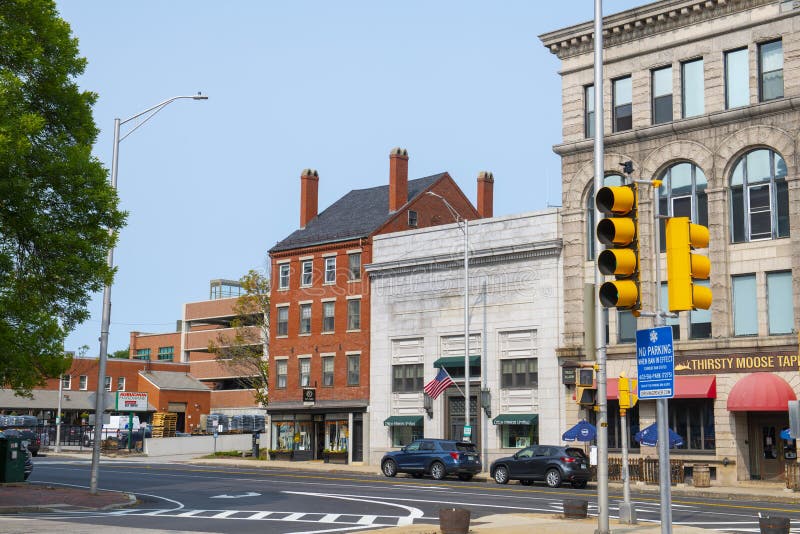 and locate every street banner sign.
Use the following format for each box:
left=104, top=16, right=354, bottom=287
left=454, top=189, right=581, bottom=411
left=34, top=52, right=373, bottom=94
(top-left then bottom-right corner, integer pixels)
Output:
left=115, top=391, right=148, bottom=412
left=636, top=326, right=675, bottom=399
